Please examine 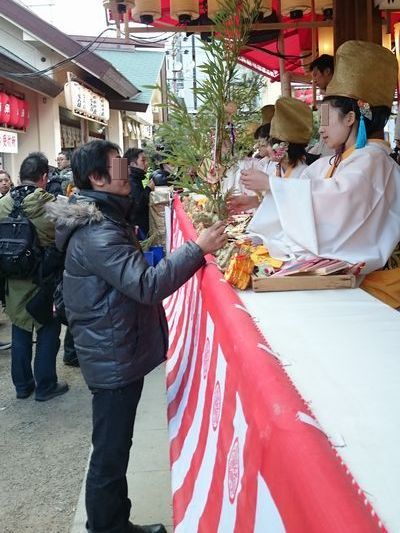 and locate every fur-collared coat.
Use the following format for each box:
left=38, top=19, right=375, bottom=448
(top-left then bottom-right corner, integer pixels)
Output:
left=47, top=190, right=205, bottom=389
